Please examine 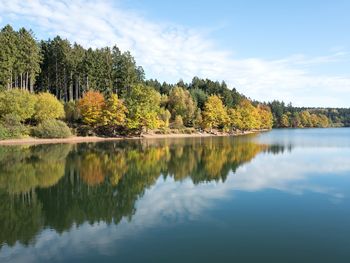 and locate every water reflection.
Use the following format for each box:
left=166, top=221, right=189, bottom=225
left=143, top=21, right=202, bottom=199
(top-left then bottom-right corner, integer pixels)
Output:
left=0, top=130, right=350, bottom=257
left=0, top=136, right=276, bottom=247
